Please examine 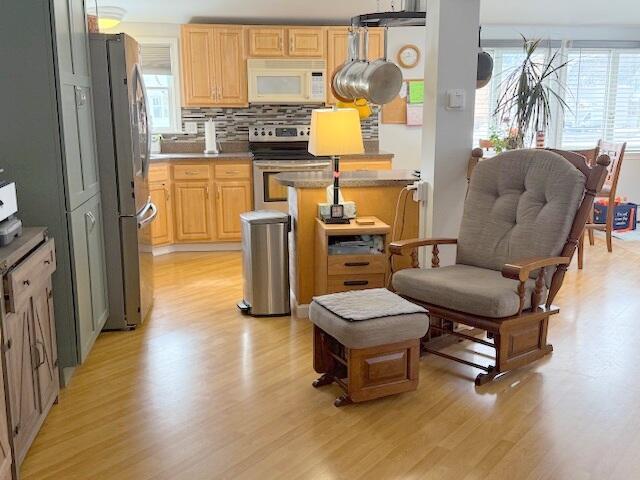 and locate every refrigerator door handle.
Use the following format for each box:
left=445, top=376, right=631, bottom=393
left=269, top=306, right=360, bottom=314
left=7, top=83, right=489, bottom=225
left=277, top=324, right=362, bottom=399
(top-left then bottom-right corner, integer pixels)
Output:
left=132, top=63, right=151, bottom=181
left=137, top=202, right=157, bottom=229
